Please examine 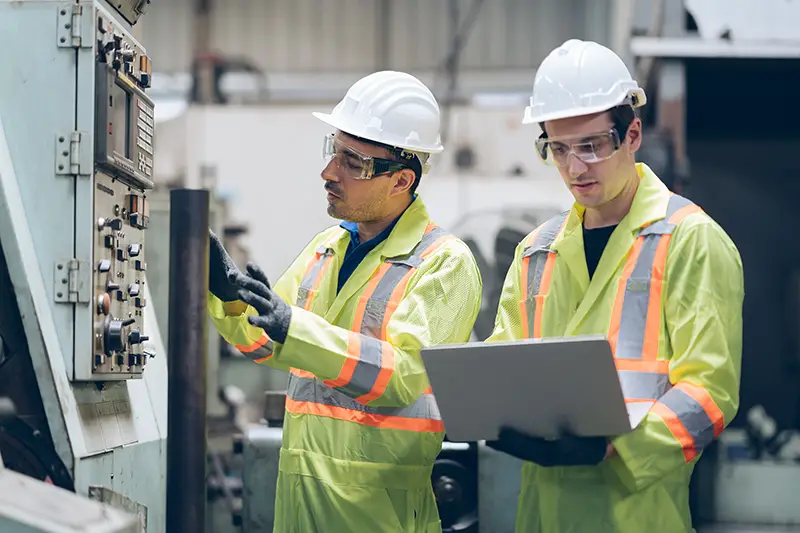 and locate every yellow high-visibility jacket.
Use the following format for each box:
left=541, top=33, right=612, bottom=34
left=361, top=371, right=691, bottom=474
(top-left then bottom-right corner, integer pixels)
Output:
left=489, top=163, right=743, bottom=532
left=208, top=196, right=482, bottom=533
